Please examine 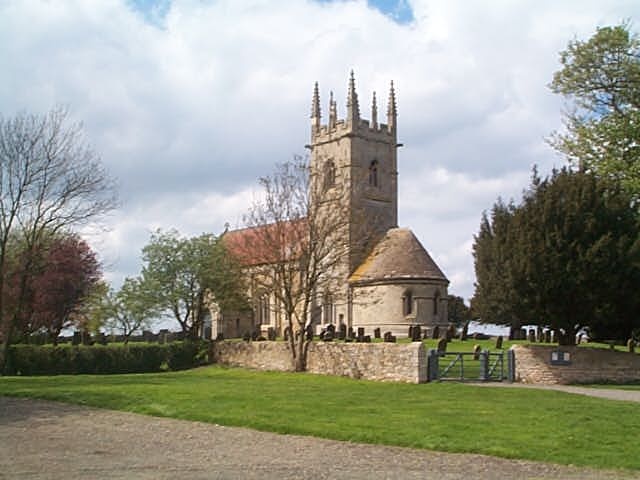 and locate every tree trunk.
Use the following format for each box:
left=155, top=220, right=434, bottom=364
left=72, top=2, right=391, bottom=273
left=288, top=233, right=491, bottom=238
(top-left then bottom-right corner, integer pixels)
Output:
left=294, top=326, right=310, bottom=372
left=0, top=322, right=15, bottom=375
